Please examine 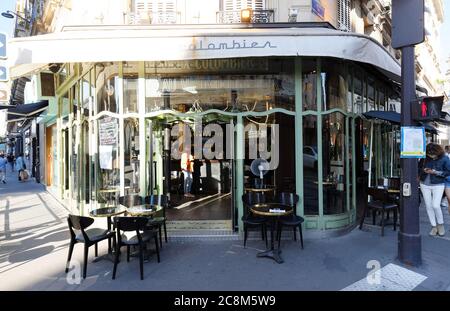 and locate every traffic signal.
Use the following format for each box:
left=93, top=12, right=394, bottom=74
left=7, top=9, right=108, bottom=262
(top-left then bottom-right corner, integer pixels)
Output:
left=411, top=96, right=444, bottom=122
